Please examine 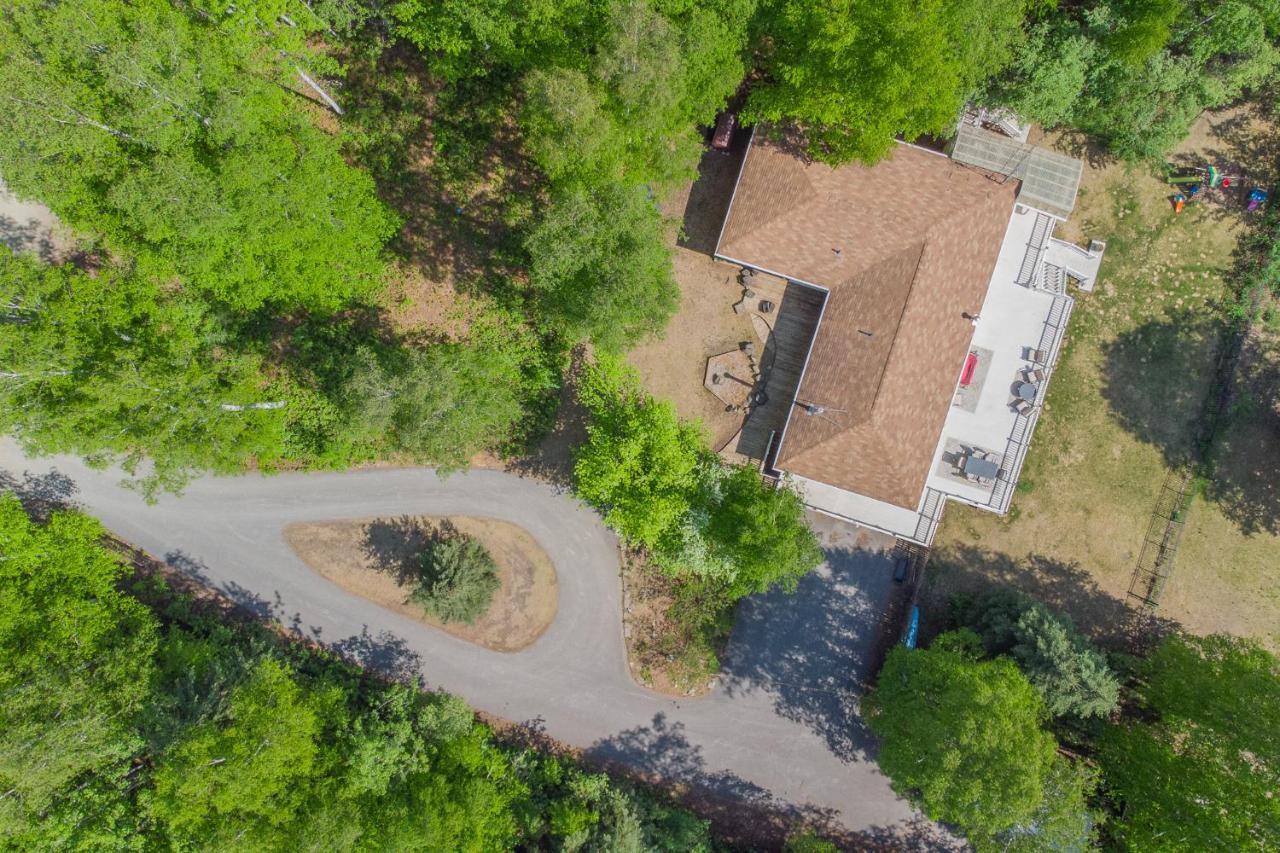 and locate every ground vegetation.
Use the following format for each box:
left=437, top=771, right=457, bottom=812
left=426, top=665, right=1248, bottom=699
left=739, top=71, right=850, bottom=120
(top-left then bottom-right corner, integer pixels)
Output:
left=982, top=0, right=1280, bottom=159
left=871, top=595, right=1279, bottom=851
left=575, top=356, right=822, bottom=679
